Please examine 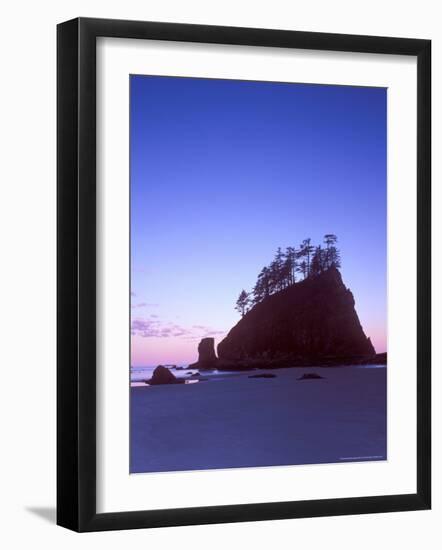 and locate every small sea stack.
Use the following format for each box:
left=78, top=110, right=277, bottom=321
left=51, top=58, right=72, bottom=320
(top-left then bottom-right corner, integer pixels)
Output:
left=146, top=365, right=184, bottom=385
left=188, top=337, right=218, bottom=370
